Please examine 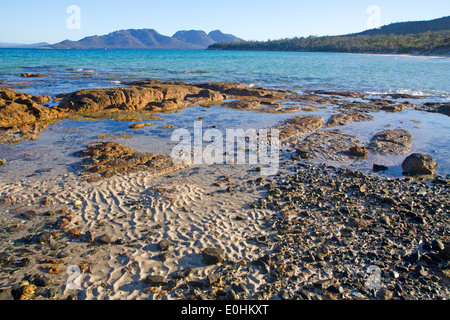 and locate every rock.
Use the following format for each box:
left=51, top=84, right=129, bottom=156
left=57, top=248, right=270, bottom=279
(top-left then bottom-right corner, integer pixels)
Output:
left=381, top=104, right=405, bottom=113
left=378, top=288, right=394, bottom=300
left=129, top=123, right=149, bottom=130
left=369, top=129, right=413, bottom=155
left=76, top=141, right=190, bottom=182
left=373, top=164, right=388, bottom=172
left=207, top=273, right=221, bottom=286
left=431, top=240, right=445, bottom=252
left=296, top=129, right=362, bottom=161
left=144, top=275, right=168, bottom=287
left=295, top=148, right=313, bottom=159
left=202, top=247, right=225, bottom=265
left=19, top=210, right=39, bottom=220
left=56, top=81, right=230, bottom=114
left=20, top=73, right=50, bottom=78
left=402, top=153, right=438, bottom=175
left=158, top=239, right=173, bottom=251
left=348, top=146, right=369, bottom=158
left=277, top=116, right=325, bottom=142
left=221, top=99, right=262, bottom=111
left=172, top=268, right=193, bottom=279
left=96, top=233, right=115, bottom=244
left=326, top=112, right=373, bottom=127
left=0, top=88, right=63, bottom=127
left=439, top=246, right=450, bottom=261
